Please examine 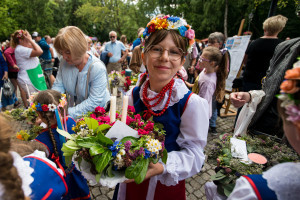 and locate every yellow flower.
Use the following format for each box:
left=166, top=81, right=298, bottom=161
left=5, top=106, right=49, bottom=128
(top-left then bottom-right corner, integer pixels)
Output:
left=31, top=103, right=36, bottom=110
